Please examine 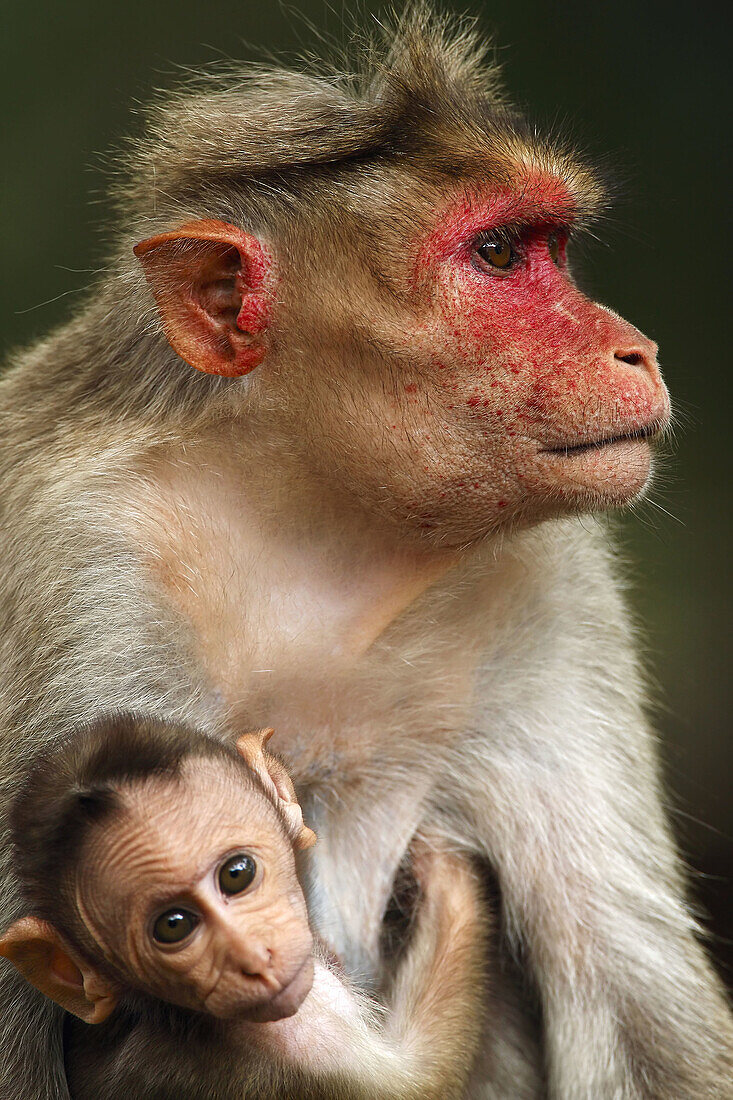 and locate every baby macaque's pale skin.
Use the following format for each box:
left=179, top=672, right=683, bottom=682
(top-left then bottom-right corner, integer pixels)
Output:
left=0, top=728, right=317, bottom=1025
